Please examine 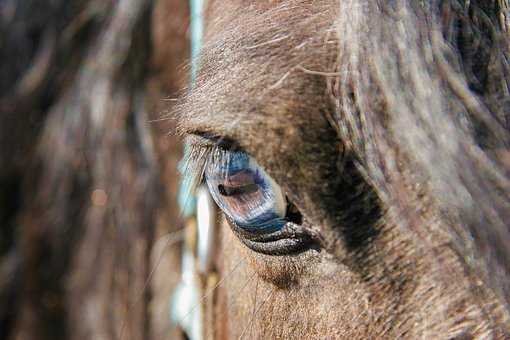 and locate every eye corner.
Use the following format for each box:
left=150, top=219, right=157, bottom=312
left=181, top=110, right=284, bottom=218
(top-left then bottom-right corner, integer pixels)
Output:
left=285, top=199, right=303, bottom=225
